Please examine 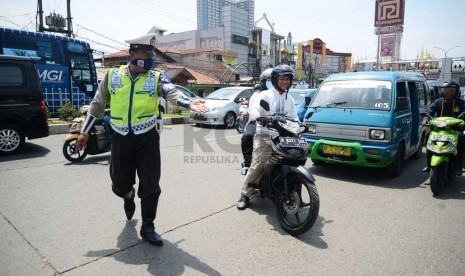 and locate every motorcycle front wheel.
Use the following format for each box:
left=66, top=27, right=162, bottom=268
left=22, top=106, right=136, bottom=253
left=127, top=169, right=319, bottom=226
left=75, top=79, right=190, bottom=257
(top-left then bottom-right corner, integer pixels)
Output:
left=430, top=163, right=446, bottom=195
left=275, top=173, right=320, bottom=236
left=63, top=138, right=87, bottom=162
